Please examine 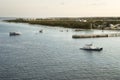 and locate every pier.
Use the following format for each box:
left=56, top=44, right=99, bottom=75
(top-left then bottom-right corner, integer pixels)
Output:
left=72, top=33, right=120, bottom=39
